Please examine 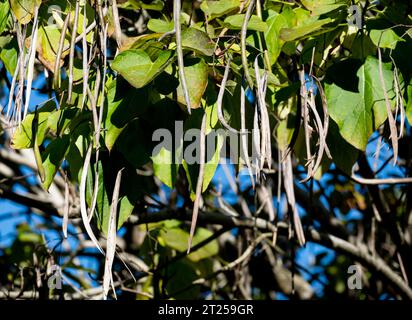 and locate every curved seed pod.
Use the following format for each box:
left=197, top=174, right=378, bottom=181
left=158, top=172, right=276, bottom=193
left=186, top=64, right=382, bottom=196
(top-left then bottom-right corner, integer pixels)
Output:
left=217, top=56, right=240, bottom=134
